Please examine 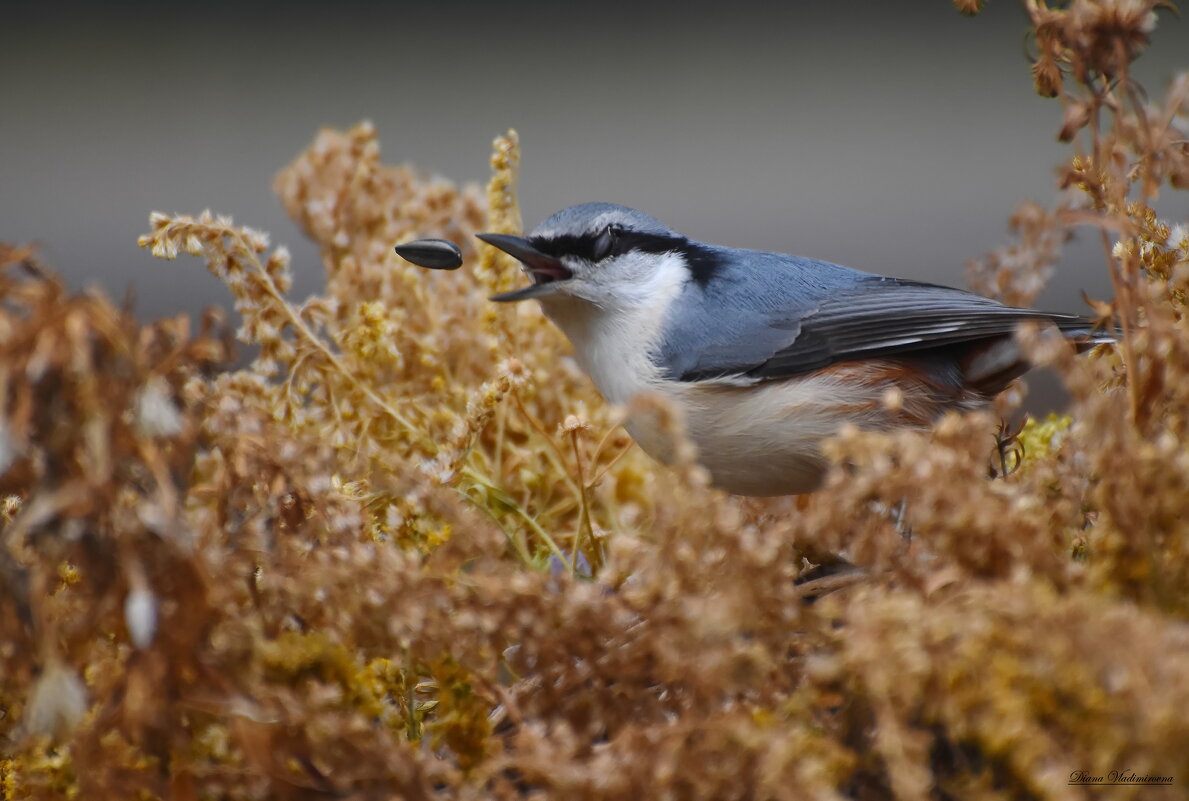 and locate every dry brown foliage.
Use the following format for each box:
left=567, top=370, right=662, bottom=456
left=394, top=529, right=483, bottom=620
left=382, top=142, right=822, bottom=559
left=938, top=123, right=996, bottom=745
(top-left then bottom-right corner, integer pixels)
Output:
left=3, top=3, right=1188, bottom=799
